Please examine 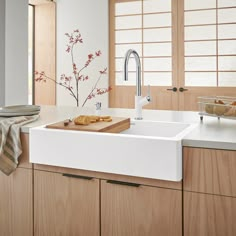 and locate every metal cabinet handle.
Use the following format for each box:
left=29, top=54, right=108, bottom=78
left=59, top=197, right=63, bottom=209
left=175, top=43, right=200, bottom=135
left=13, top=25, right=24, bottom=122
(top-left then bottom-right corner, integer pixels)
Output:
left=179, top=87, right=188, bottom=92
left=62, top=173, right=93, bottom=180
left=167, top=87, right=177, bottom=92
left=107, top=180, right=140, bottom=187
